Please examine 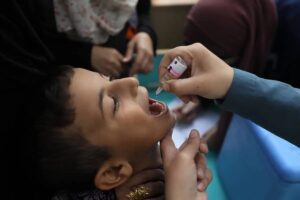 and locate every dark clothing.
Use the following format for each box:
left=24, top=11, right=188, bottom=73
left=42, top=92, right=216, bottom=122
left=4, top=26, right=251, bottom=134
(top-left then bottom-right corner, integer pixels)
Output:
left=184, top=0, right=277, bottom=75
left=1, top=1, right=55, bottom=199
left=269, top=0, right=300, bottom=88
left=219, top=68, right=300, bottom=146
